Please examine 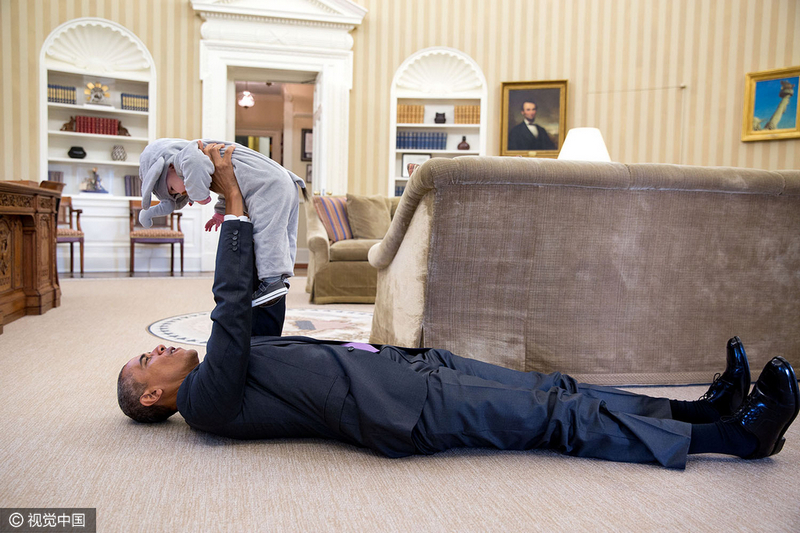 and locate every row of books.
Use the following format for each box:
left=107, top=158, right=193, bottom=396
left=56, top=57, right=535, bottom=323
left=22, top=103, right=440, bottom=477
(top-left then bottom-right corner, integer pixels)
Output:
left=47, top=171, right=65, bottom=183
left=397, top=104, right=424, bottom=123
left=454, top=105, right=480, bottom=124
left=121, top=93, right=149, bottom=112
left=396, top=131, right=448, bottom=150
left=48, top=84, right=77, bottom=105
left=74, top=115, right=120, bottom=135
left=124, top=174, right=142, bottom=197
left=394, top=184, right=406, bottom=197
